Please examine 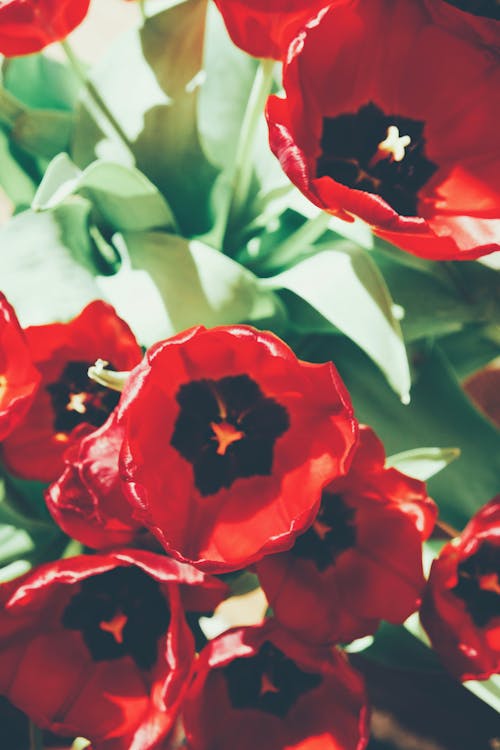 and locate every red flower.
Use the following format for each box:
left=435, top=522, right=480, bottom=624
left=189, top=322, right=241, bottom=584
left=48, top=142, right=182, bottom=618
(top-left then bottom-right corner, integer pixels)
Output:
left=0, top=0, right=91, bottom=57
left=420, top=498, right=500, bottom=681
left=0, top=550, right=226, bottom=750
left=1, top=301, right=142, bottom=483
left=45, top=412, right=143, bottom=550
left=183, top=622, right=369, bottom=750
left=0, top=293, right=40, bottom=442
left=256, top=426, right=437, bottom=644
left=119, top=325, right=357, bottom=573
left=212, top=0, right=332, bottom=59
left=266, top=0, right=500, bottom=260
